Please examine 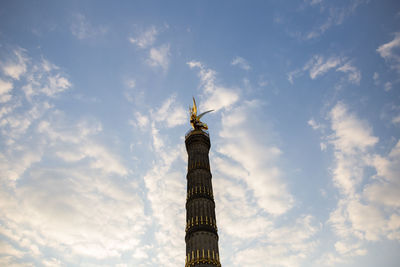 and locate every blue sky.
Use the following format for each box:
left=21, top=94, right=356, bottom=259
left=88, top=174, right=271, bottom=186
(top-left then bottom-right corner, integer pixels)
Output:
left=0, top=0, right=400, bottom=266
